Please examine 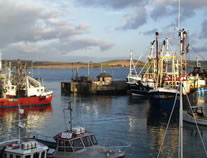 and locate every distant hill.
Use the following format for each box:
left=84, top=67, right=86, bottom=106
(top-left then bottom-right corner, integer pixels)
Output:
left=1, top=59, right=207, bottom=69
left=31, top=59, right=145, bottom=69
